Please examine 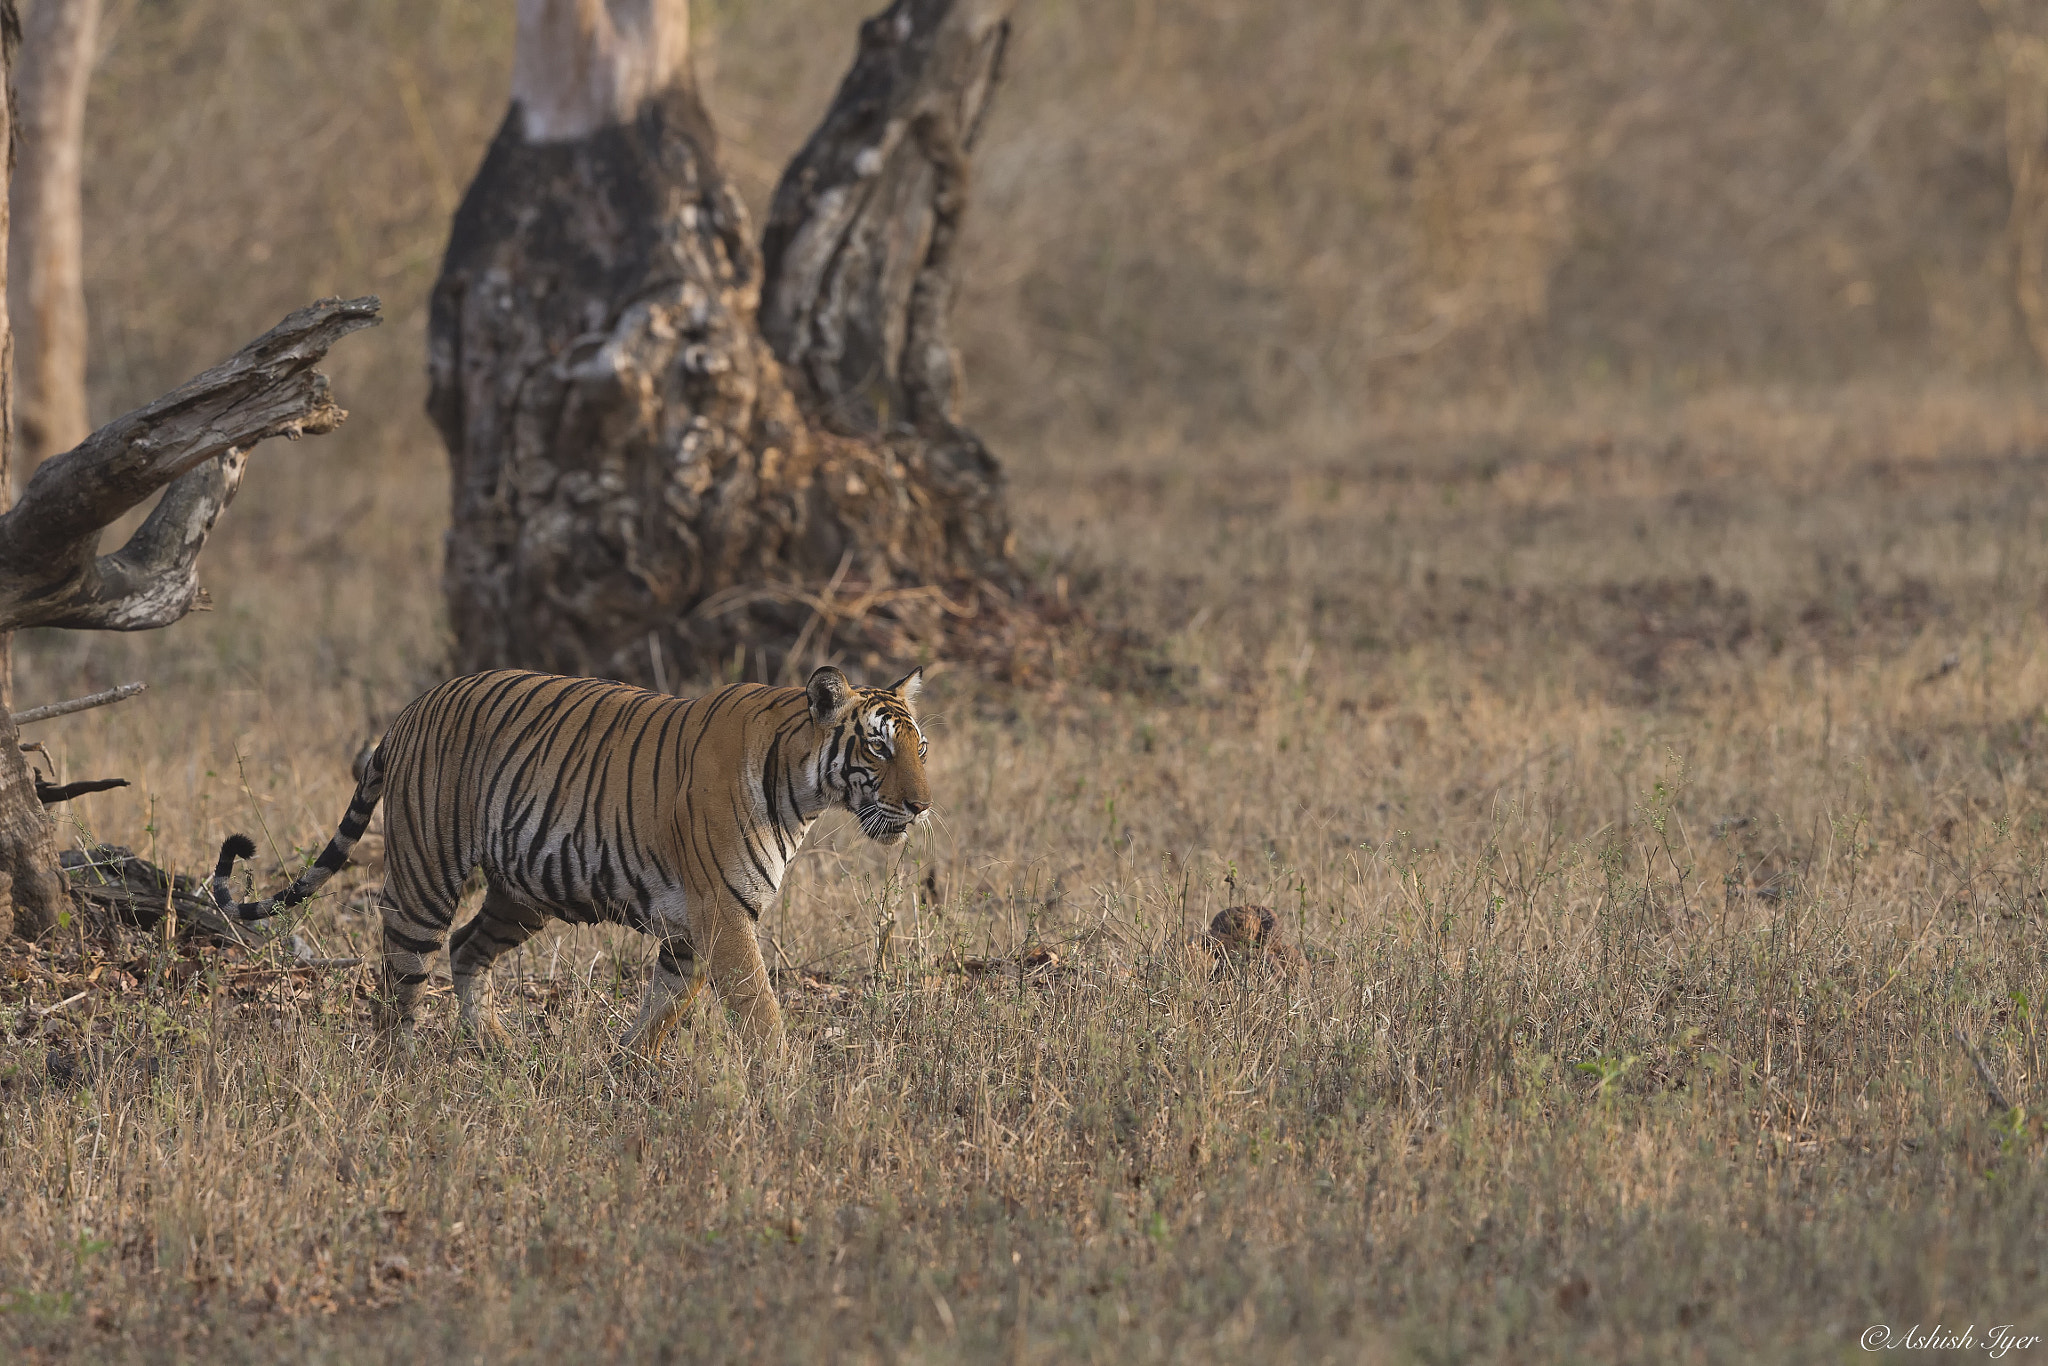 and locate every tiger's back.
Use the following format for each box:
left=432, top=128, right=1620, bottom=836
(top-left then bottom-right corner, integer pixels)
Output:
left=377, top=671, right=802, bottom=934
